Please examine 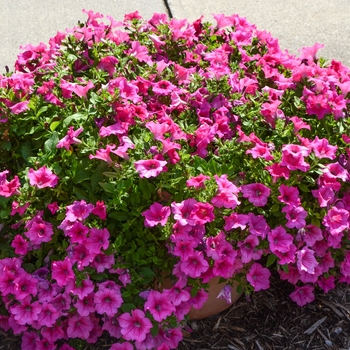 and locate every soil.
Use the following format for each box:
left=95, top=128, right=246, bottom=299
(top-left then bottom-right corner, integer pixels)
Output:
left=1, top=273, right=350, bottom=350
